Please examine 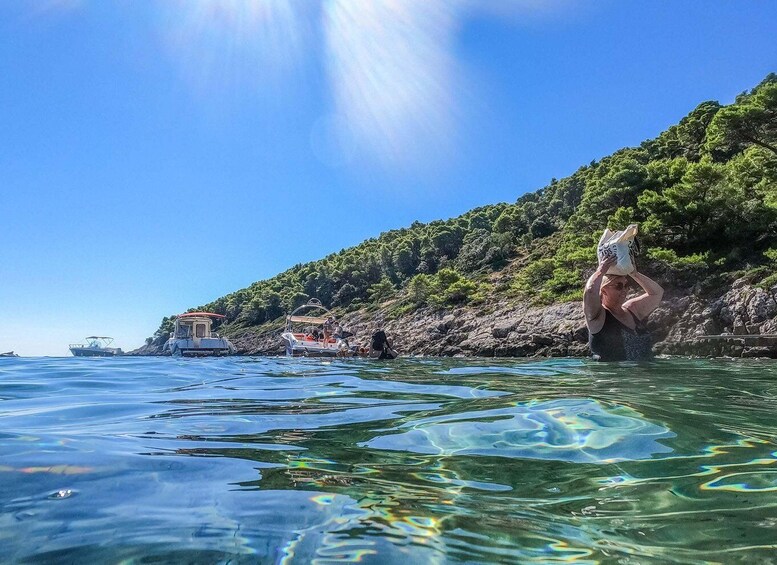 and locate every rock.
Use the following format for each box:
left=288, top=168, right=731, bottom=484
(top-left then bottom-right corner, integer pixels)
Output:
left=438, top=315, right=456, bottom=334
left=742, top=347, right=777, bottom=359
left=549, top=345, right=568, bottom=356
left=761, top=320, right=777, bottom=334
left=724, top=344, right=744, bottom=358
left=747, top=289, right=777, bottom=324
left=492, top=324, right=513, bottom=339
left=531, top=334, right=555, bottom=346
left=573, top=325, right=589, bottom=343
left=440, top=345, right=462, bottom=357
left=495, top=343, right=536, bottom=357
left=699, top=319, right=718, bottom=335
left=568, top=343, right=589, bottom=357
